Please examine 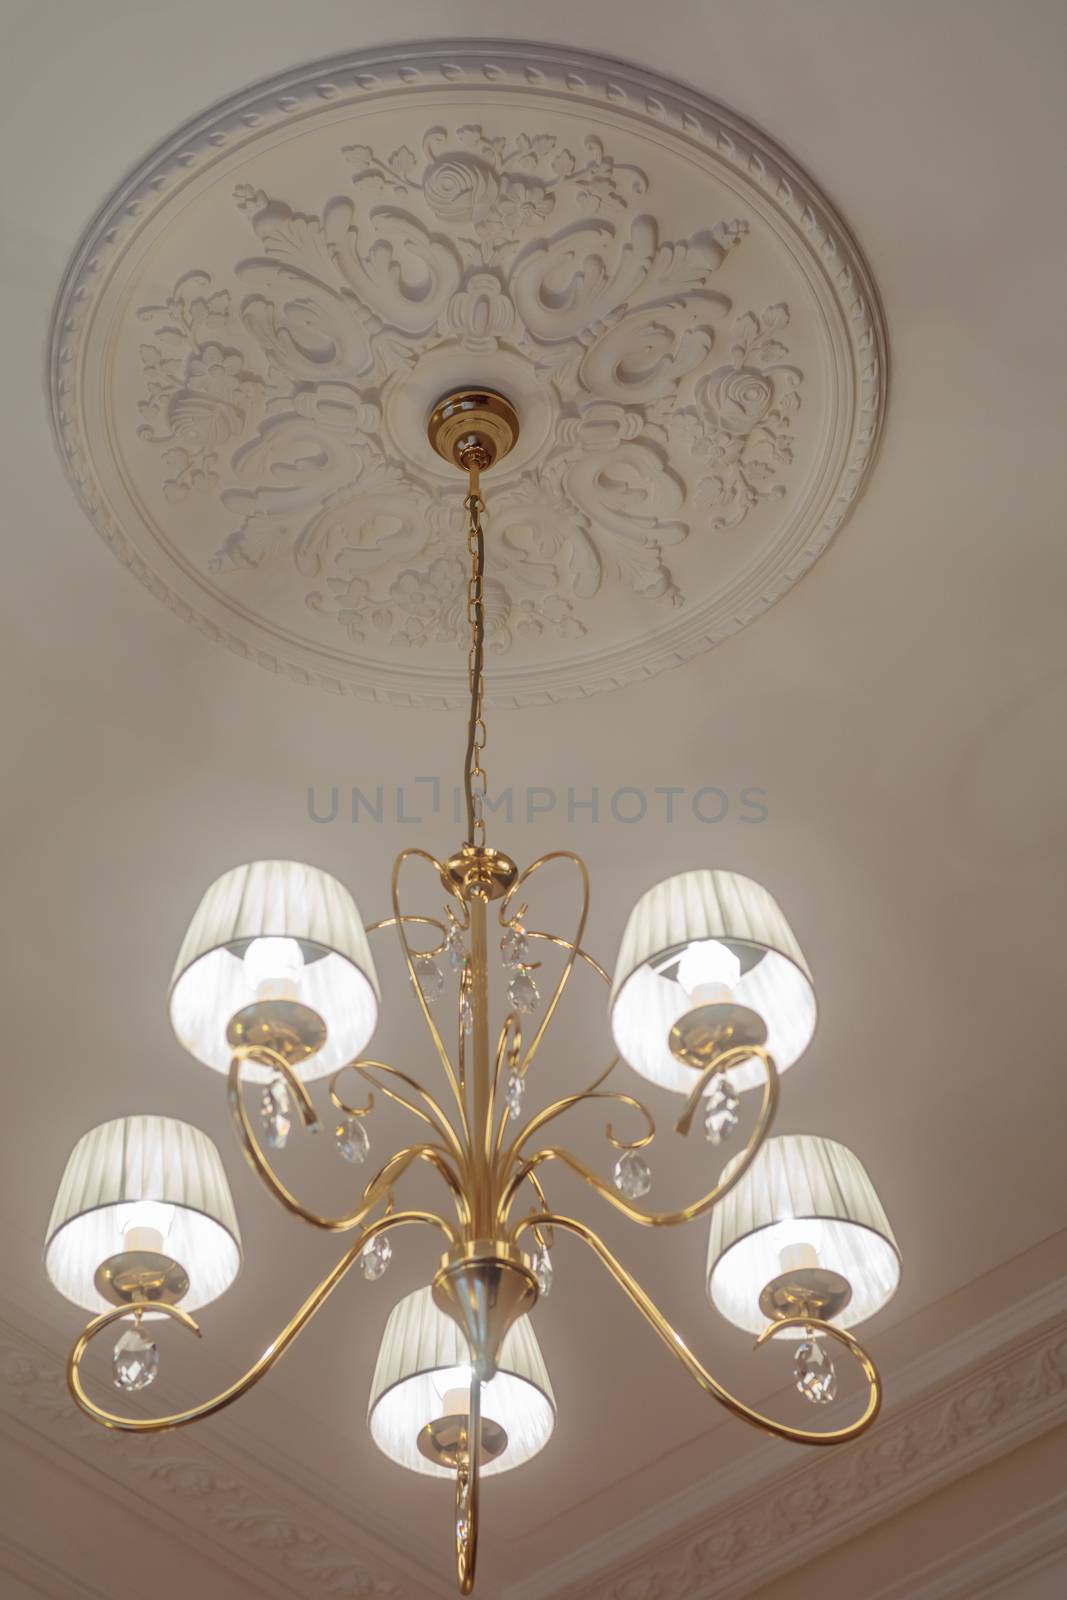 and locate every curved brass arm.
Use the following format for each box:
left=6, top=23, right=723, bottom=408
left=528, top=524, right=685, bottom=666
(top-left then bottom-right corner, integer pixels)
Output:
left=331, top=1058, right=466, bottom=1167
left=490, top=1013, right=523, bottom=1159
left=517, top=1214, right=882, bottom=1446
left=524, top=929, right=611, bottom=985
left=498, top=1088, right=655, bottom=1209
left=456, top=1376, right=482, bottom=1595
left=501, top=1047, right=778, bottom=1230
left=499, top=852, right=590, bottom=1079
left=229, top=1053, right=454, bottom=1231
left=366, top=911, right=450, bottom=955
left=68, top=1211, right=452, bottom=1434
left=392, top=849, right=470, bottom=1139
